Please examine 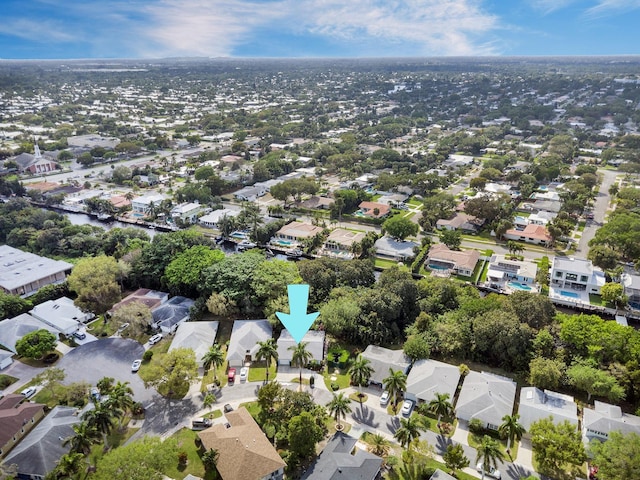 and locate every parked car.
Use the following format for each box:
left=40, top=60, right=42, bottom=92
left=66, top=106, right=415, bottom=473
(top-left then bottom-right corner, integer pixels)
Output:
left=21, top=386, right=37, bottom=399
left=380, top=390, right=390, bottom=406
left=224, top=403, right=234, bottom=413
left=117, top=323, right=130, bottom=332
left=148, top=334, right=163, bottom=345
left=401, top=399, right=414, bottom=417
left=73, top=331, right=86, bottom=340
left=131, top=359, right=142, bottom=372
left=90, top=387, right=101, bottom=402
left=476, top=463, right=502, bottom=479
left=239, top=367, right=248, bottom=382
left=228, top=368, right=236, bottom=383
left=191, top=417, right=213, bottom=430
